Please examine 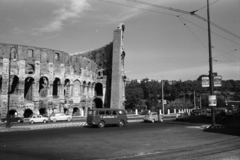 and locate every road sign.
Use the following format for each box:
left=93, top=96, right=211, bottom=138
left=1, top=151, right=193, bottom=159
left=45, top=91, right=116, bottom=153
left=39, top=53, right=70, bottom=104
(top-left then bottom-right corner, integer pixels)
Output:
left=214, top=76, right=222, bottom=87
left=202, top=75, right=222, bottom=87
left=209, top=95, right=217, bottom=106
left=201, top=77, right=209, bottom=87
